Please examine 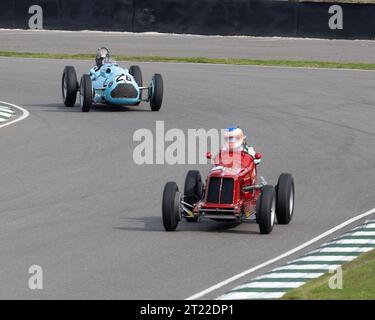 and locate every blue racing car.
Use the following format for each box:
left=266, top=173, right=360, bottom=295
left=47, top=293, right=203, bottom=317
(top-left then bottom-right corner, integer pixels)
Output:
left=62, top=47, right=163, bottom=112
